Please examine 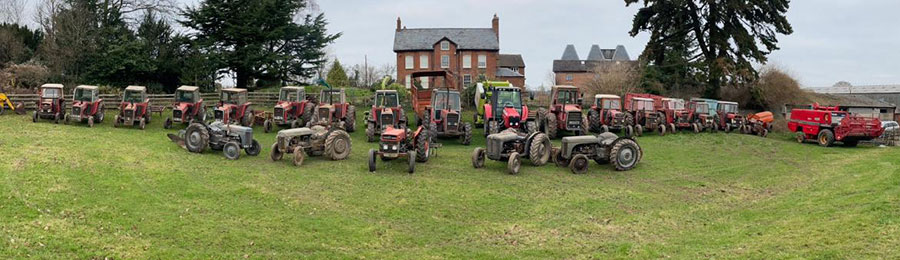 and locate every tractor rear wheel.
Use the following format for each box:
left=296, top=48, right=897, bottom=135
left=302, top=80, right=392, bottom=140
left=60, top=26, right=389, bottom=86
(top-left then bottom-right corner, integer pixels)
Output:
left=416, top=131, right=430, bottom=163
left=325, top=130, right=352, bottom=160
left=624, top=125, right=634, bottom=137
left=292, top=147, right=305, bottom=166
left=529, top=133, right=551, bottom=166
left=569, top=154, right=590, bottom=174
left=246, top=139, right=261, bottom=156
left=610, top=138, right=641, bottom=171
left=554, top=148, right=568, bottom=168
left=635, top=125, right=644, bottom=137
left=407, top=152, right=416, bottom=174
left=526, top=121, right=538, bottom=136
left=366, top=121, right=376, bottom=142
left=545, top=115, right=558, bottom=139
left=488, top=120, right=500, bottom=136
left=588, top=109, right=601, bottom=133
left=184, top=123, right=209, bottom=153
left=368, top=149, right=377, bottom=172
left=223, top=142, right=241, bottom=160
left=472, top=147, right=486, bottom=168
left=817, top=129, right=835, bottom=147
left=507, top=152, right=521, bottom=175
left=270, top=143, right=283, bottom=161
left=344, top=105, right=357, bottom=132
left=461, top=123, right=473, bottom=145
left=600, top=125, right=609, bottom=134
